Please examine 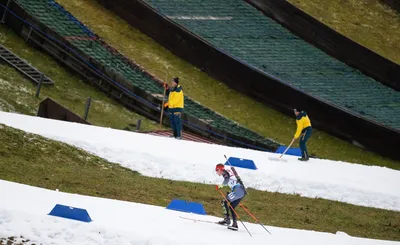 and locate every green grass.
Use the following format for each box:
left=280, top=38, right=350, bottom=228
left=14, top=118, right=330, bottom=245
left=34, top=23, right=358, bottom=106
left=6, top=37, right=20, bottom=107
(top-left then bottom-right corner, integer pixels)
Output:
left=0, top=124, right=399, bottom=241
left=288, top=0, right=400, bottom=65
left=53, top=0, right=400, bottom=170
left=0, top=25, right=162, bottom=132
